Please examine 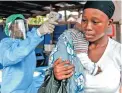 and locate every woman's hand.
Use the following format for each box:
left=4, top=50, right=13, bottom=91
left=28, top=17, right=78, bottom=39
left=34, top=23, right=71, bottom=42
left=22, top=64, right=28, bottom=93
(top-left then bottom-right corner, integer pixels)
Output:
left=53, top=58, right=74, bottom=80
